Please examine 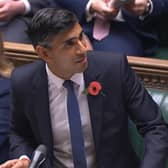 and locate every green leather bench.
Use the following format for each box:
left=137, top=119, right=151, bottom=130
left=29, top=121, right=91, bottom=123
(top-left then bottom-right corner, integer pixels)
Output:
left=155, top=18, right=168, bottom=60
left=155, top=48, right=168, bottom=60
left=129, top=88, right=168, bottom=167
